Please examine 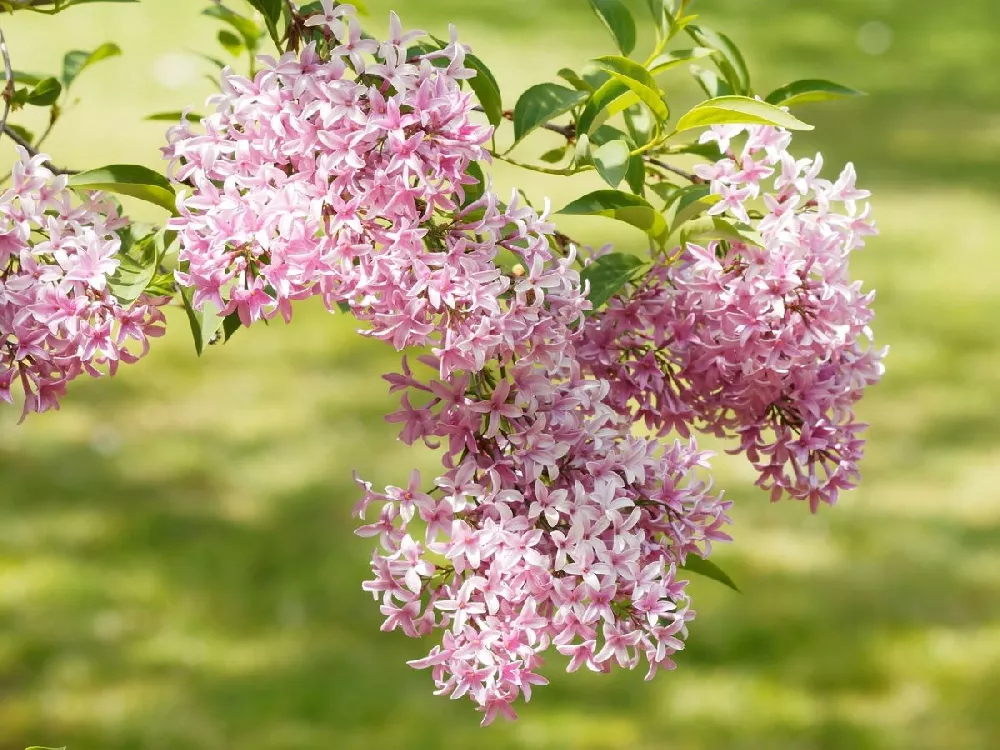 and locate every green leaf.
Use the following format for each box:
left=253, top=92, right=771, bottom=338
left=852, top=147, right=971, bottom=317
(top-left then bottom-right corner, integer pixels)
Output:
left=572, top=132, right=591, bottom=168
left=686, top=24, right=750, bottom=95
left=765, top=79, right=866, bottom=108
left=217, top=29, right=244, bottom=57
left=424, top=36, right=501, bottom=127
left=623, top=103, right=654, bottom=147
left=203, top=5, right=261, bottom=51
left=648, top=181, right=679, bottom=206
left=588, top=0, right=636, bottom=56
left=580, top=66, right=611, bottom=91
left=558, top=189, right=667, bottom=239
left=61, top=42, right=121, bottom=88
left=25, top=77, right=61, bottom=106
left=0, top=70, right=46, bottom=85
left=580, top=252, right=645, bottom=310
left=145, top=110, right=204, bottom=122
left=690, top=65, right=733, bottom=99
left=577, top=78, right=636, bottom=136
left=674, top=95, right=813, bottom=133
left=677, top=214, right=763, bottom=248
left=465, top=52, right=503, bottom=128
left=625, top=153, right=645, bottom=195
left=680, top=555, right=740, bottom=592
left=647, top=47, right=713, bottom=76
left=180, top=283, right=225, bottom=356
left=592, top=139, right=630, bottom=188
left=221, top=310, right=242, bottom=342
left=665, top=183, right=718, bottom=230
left=108, top=251, right=156, bottom=305
left=462, top=160, right=486, bottom=206
left=107, top=227, right=175, bottom=305
left=539, top=145, right=568, bottom=164
left=557, top=68, right=593, bottom=92
left=6, top=123, right=35, bottom=144
left=593, top=55, right=669, bottom=122
left=644, top=0, right=667, bottom=34
left=108, top=224, right=177, bottom=305
left=512, top=83, right=586, bottom=145
left=245, top=0, right=282, bottom=46
left=589, top=123, right=628, bottom=147
left=69, top=164, right=178, bottom=214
